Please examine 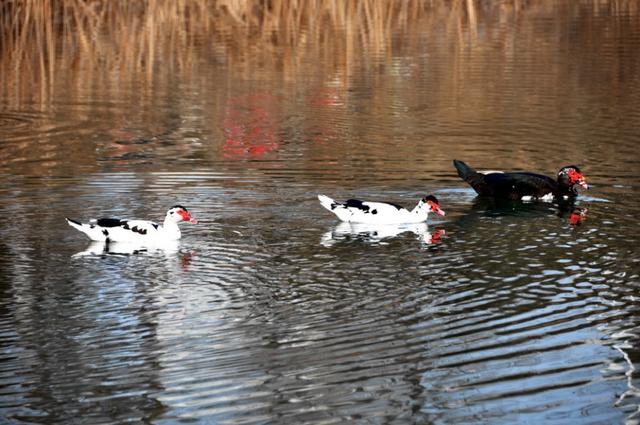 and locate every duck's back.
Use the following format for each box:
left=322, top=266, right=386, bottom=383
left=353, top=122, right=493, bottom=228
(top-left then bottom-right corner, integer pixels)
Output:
left=482, top=172, right=557, bottom=199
